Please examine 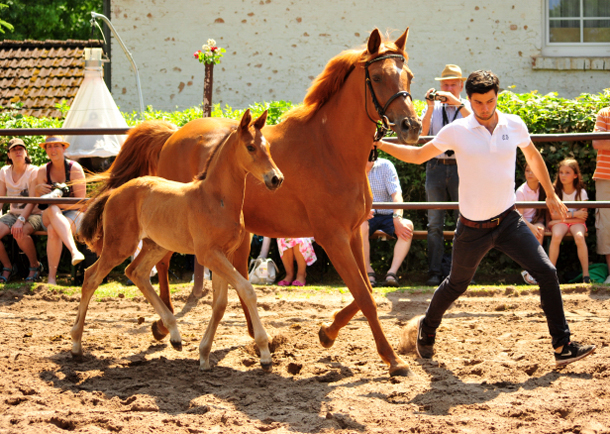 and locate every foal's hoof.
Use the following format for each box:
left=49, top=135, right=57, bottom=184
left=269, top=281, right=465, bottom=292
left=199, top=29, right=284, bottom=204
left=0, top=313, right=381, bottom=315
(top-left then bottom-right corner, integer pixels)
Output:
left=151, top=321, right=169, bottom=341
left=260, top=361, right=273, bottom=372
left=318, top=324, right=335, bottom=349
left=170, top=340, right=183, bottom=351
left=389, top=364, right=415, bottom=378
